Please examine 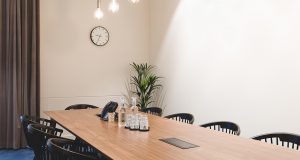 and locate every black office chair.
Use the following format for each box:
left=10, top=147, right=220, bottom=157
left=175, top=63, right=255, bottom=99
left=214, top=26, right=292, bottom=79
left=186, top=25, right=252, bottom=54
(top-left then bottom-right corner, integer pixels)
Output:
left=200, top=121, right=241, bottom=136
left=28, top=123, right=101, bottom=160
left=252, top=133, right=300, bottom=150
left=164, top=113, right=194, bottom=124
left=20, top=115, right=56, bottom=149
left=47, top=138, right=99, bottom=160
left=65, top=104, right=99, bottom=110
left=28, top=124, right=64, bottom=160
left=141, top=107, right=163, bottom=116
